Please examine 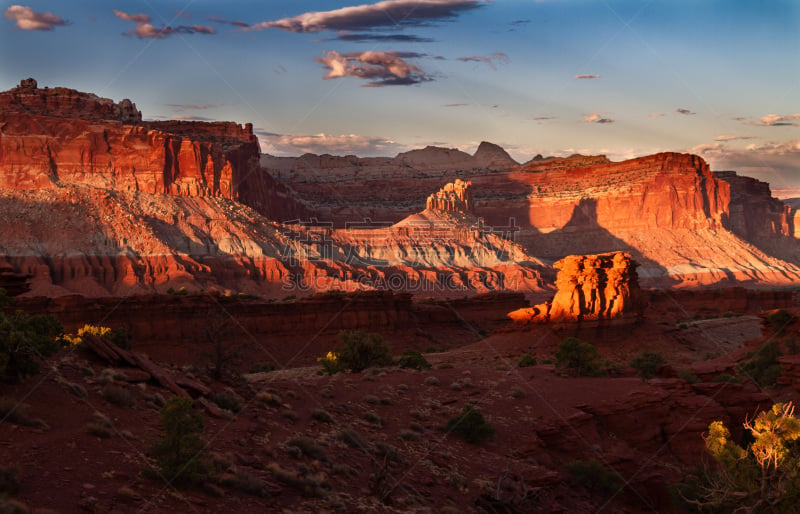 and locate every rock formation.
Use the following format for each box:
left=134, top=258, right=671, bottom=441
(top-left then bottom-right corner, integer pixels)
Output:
left=425, top=179, right=473, bottom=212
left=471, top=141, right=518, bottom=170
left=509, top=251, right=643, bottom=323
left=2, top=78, right=142, bottom=122
left=0, top=79, right=305, bottom=222
left=715, top=171, right=798, bottom=244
